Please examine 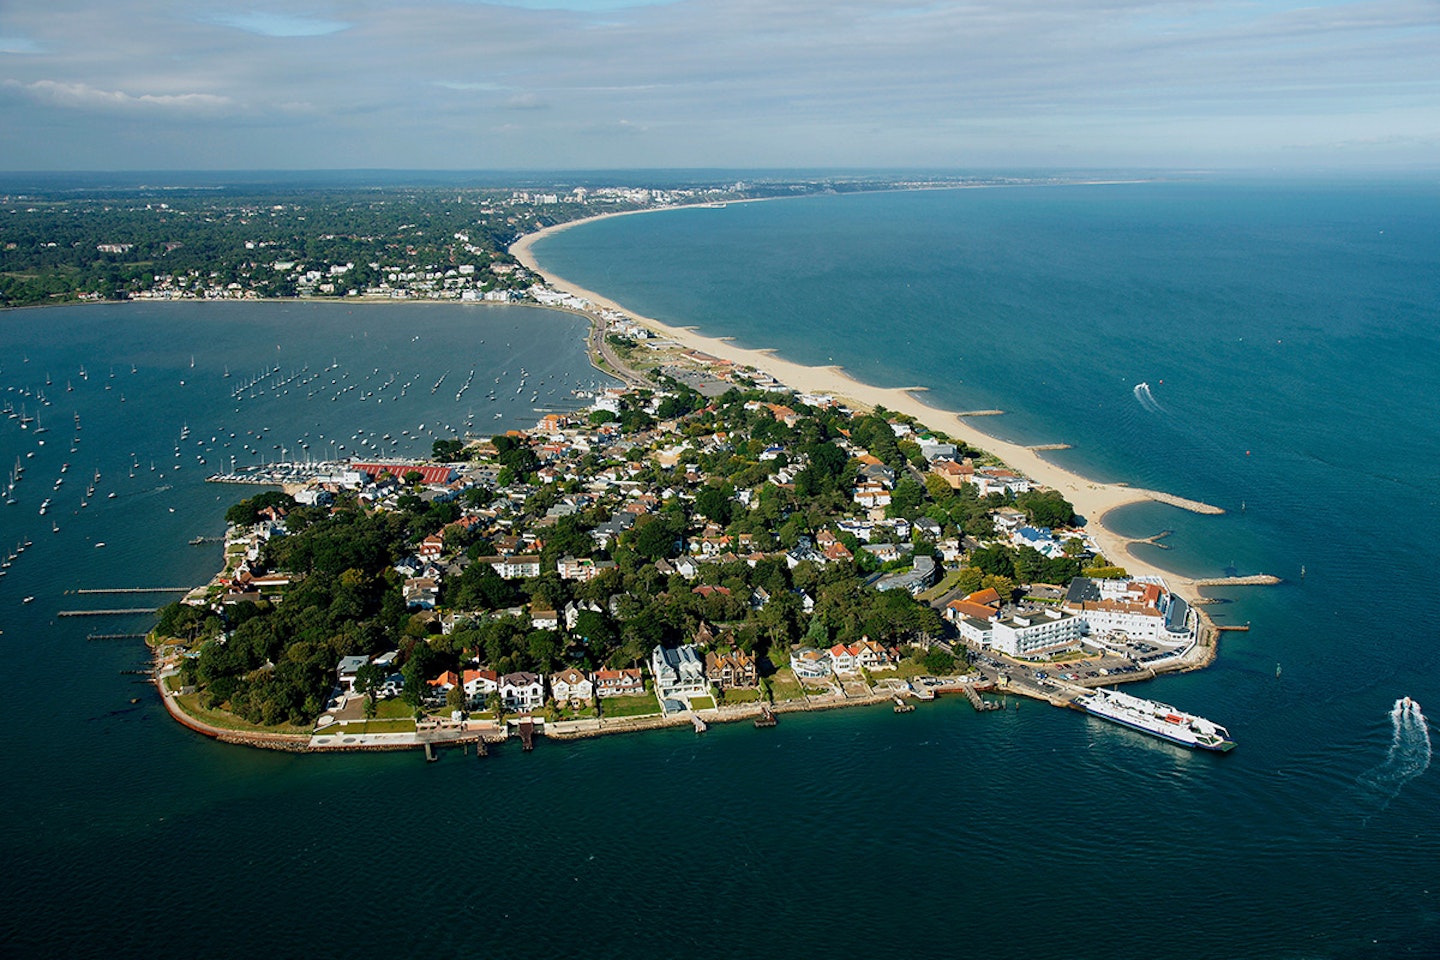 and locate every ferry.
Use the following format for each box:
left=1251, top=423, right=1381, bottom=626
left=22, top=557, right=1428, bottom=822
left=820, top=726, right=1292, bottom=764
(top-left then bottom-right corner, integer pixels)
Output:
left=1075, top=687, right=1235, bottom=752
